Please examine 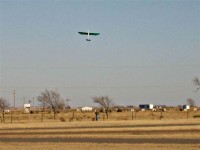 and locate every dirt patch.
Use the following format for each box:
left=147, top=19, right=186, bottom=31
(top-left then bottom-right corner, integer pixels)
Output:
left=0, top=137, right=200, bottom=144
left=1, top=123, right=199, bottom=131
left=1, top=129, right=200, bottom=136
